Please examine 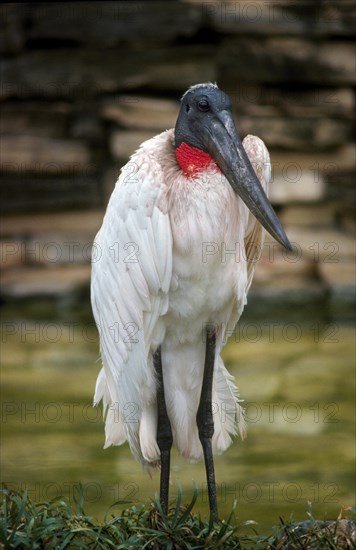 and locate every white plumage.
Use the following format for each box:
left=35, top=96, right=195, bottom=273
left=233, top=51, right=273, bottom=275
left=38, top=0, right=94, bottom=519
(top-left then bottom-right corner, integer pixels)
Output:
left=91, top=127, right=270, bottom=469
